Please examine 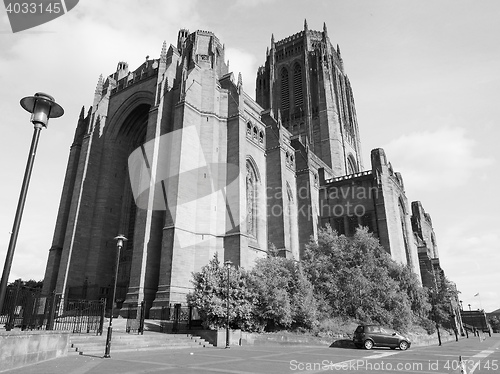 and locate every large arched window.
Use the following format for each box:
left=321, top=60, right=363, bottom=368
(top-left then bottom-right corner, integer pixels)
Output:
left=286, top=182, right=294, bottom=250
left=293, top=63, right=303, bottom=109
left=246, top=160, right=259, bottom=237
left=346, top=154, right=358, bottom=174
left=281, top=67, right=290, bottom=111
